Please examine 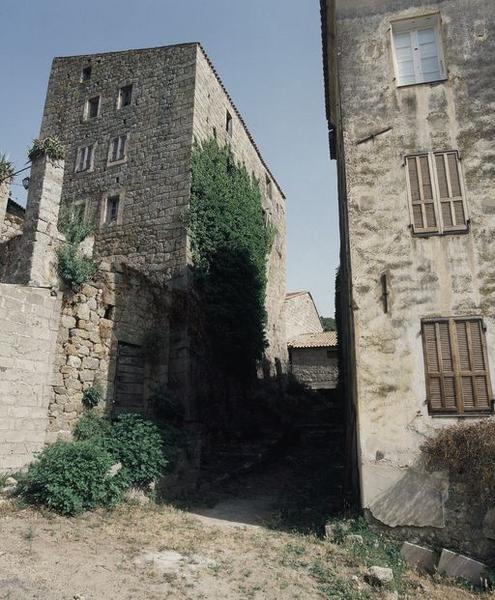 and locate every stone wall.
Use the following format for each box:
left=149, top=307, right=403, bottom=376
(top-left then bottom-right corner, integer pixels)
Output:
left=291, top=346, right=339, bottom=390
left=324, top=0, right=495, bottom=557
left=2, top=213, right=24, bottom=243
left=49, top=265, right=170, bottom=441
left=192, top=45, right=288, bottom=370
left=40, top=44, right=197, bottom=282
left=284, top=292, right=323, bottom=341
left=0, top=284, right=61, bottom=472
